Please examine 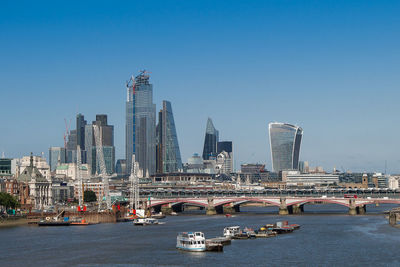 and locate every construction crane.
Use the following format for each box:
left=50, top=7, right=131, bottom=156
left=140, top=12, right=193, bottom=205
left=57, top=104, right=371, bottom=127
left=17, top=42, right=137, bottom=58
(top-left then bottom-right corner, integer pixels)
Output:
left=63, top=118, right=71, bottom=149
left=93, top=124, right=111, bottom=211
left=76, top=145, right=84, bottom=207
left=129, top=155, right=140, bottom=211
